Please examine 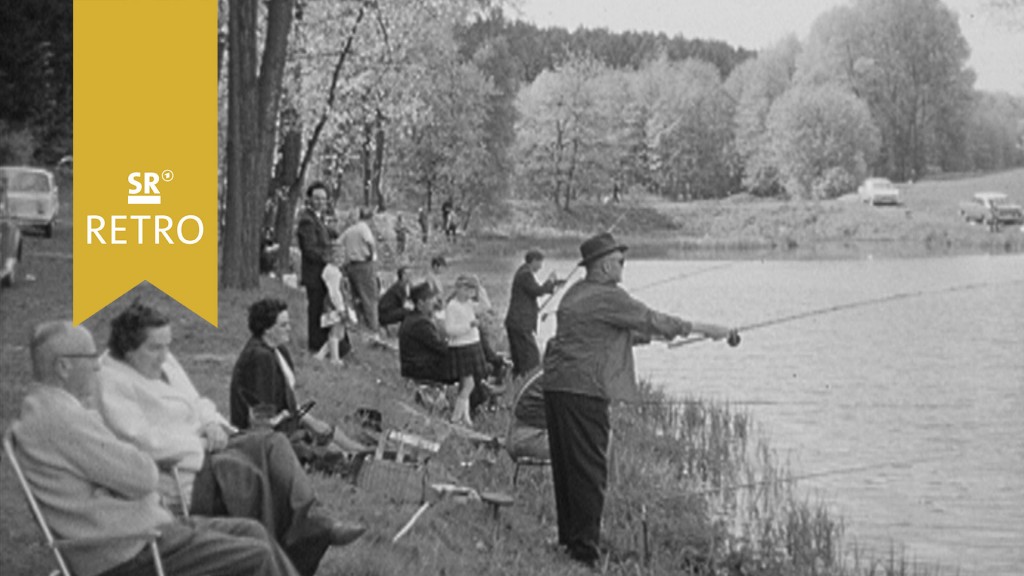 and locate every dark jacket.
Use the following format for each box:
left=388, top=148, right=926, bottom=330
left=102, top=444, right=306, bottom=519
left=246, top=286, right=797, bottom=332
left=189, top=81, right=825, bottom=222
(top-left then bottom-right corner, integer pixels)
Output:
left=378, top=280, right=410, bottom=327
left=230, top=337, right=298, bottom=430
left=505, top=263, right=557, bottom=333
left=296, top=207, right=334, bottom=287
left=398, top=310, right=450, bottom=382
